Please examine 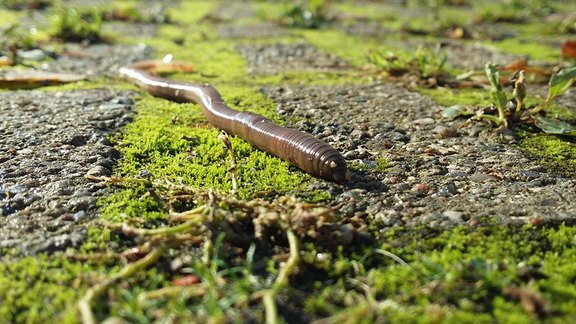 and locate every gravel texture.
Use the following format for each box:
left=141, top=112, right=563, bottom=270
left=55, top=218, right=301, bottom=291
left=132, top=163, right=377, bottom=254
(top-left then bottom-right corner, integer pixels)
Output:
left=0, top=2, right=153, bottom=256
left=236, top=43, right=348, bottom=75
left=0, top=89, right=136, bottom=255
left=263, top=83, right=576, bottom=227
left=43, top=43, right=153, bottom=78
left=217, top=23, right=288, bottom=39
